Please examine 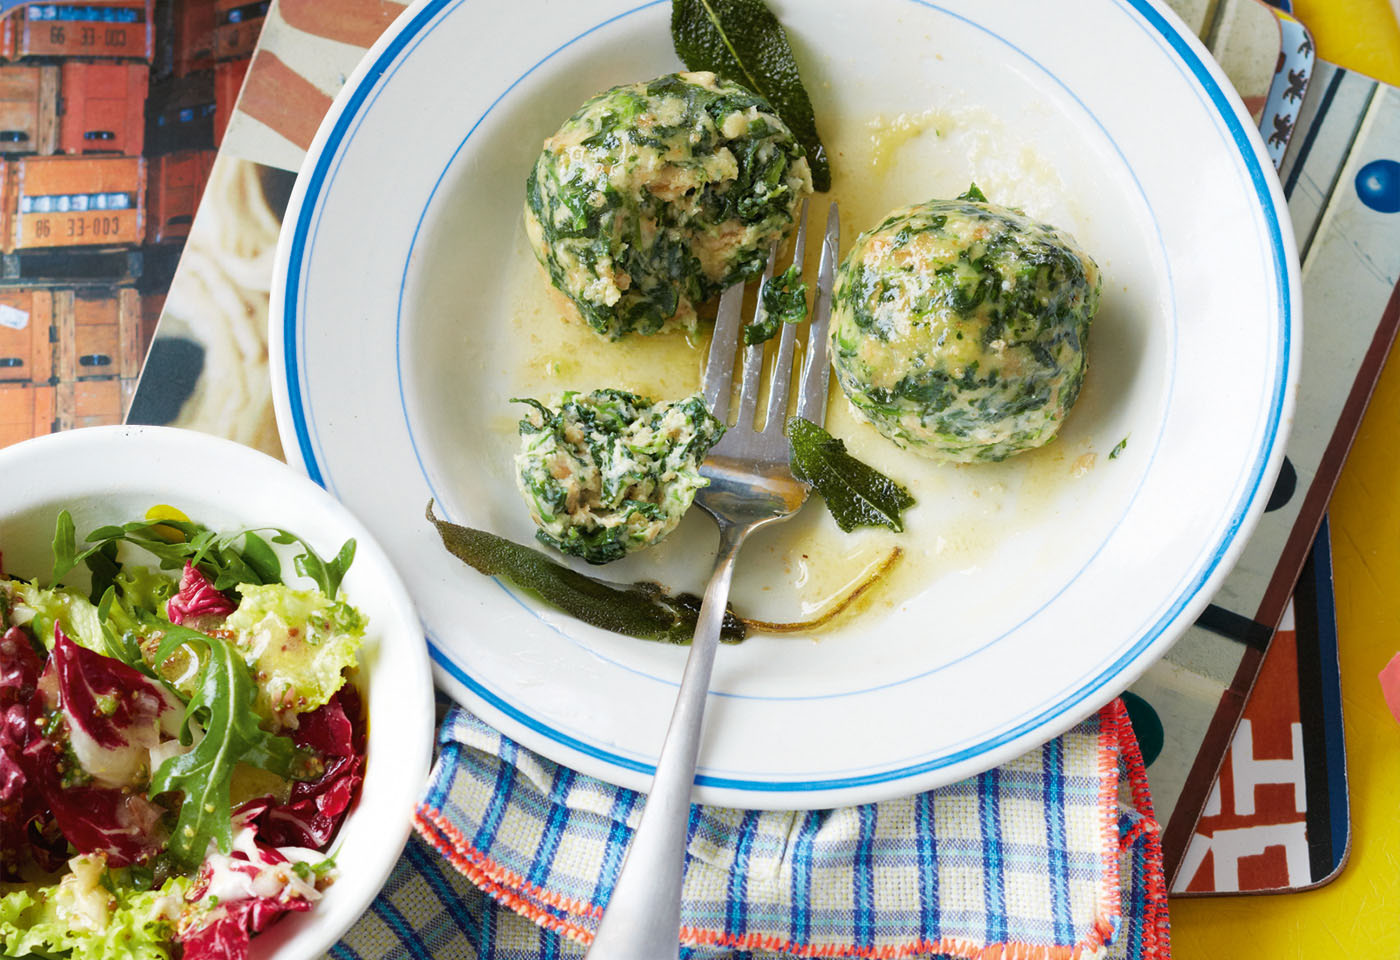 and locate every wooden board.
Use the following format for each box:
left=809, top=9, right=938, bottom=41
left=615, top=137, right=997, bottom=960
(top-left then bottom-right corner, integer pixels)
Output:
left=58, top=62, right=148, bottom=156
left=12, top=155, right=145, bottom=250
left=4, top=1, right=154, bottom=61
left=146, top=148, right=213, bottom=244
left=0, top=381, right=53, bottom=446
left=0, top=288, right=51, bottom=382
left=212, top=0, right=267, bottom=60
left=0, top=65, right=57, bottom=155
